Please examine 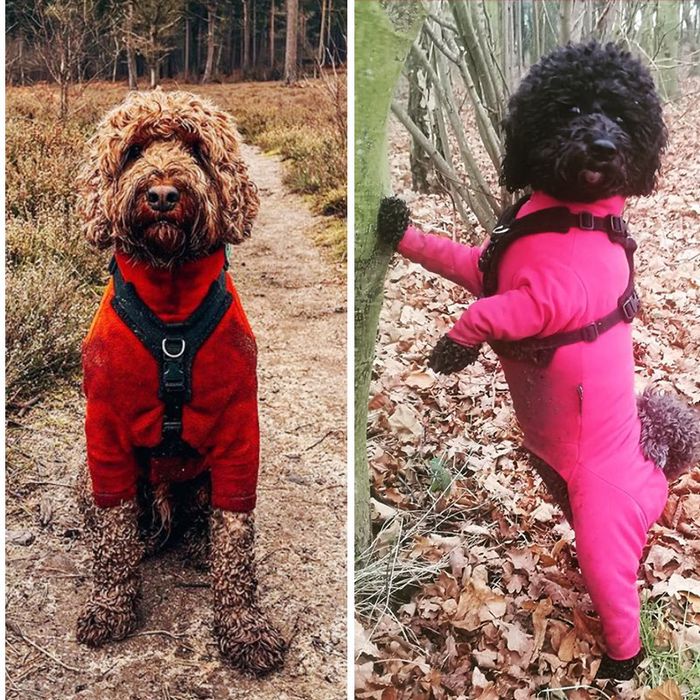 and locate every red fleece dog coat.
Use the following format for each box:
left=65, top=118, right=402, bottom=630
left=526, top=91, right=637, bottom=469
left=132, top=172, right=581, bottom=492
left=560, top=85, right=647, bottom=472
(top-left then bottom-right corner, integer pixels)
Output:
left=83, top=248, right=259, bottom=512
